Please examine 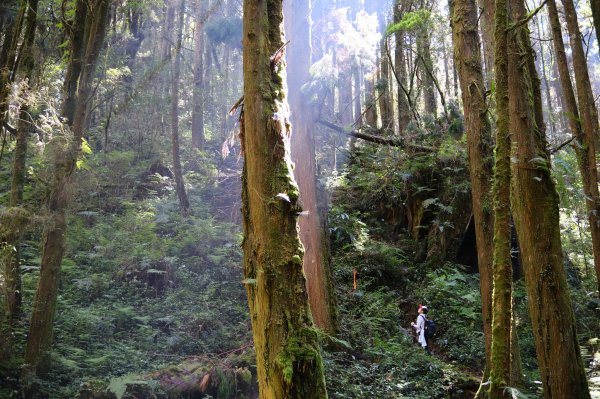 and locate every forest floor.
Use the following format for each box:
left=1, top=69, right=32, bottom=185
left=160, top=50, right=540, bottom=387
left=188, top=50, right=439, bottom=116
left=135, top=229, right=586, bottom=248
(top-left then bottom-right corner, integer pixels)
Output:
left=2, top=149, right=600, bottom=398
